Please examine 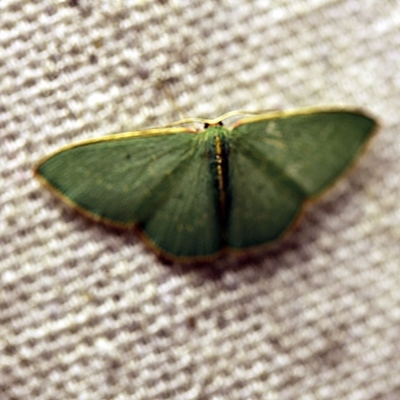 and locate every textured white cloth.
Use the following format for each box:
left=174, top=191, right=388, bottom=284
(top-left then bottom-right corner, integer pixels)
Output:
left=1, top=1, right=400, bottom=399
